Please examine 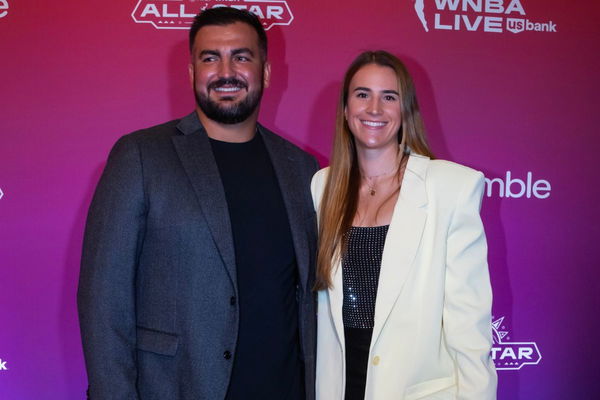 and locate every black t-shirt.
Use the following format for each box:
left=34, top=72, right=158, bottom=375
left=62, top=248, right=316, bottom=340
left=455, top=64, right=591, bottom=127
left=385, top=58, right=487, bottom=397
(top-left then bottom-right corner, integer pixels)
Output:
left=210, top=133, right=304, bottom=400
